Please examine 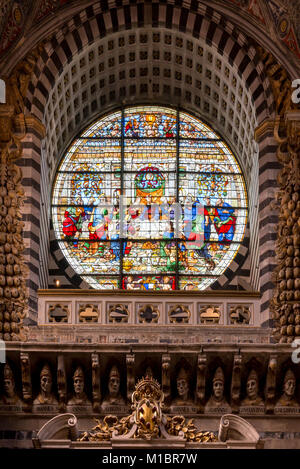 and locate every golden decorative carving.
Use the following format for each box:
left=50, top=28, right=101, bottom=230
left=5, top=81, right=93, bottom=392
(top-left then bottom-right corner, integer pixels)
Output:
left=79, top=376, right=217, bottom=443
left=165, top=416, right=216, bottom=442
